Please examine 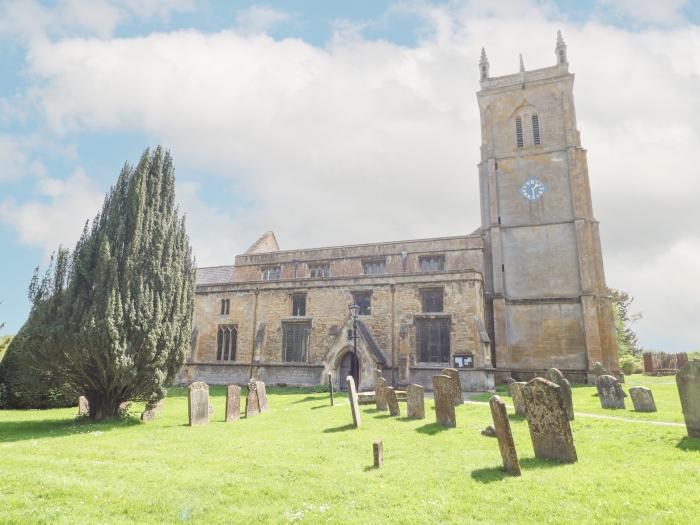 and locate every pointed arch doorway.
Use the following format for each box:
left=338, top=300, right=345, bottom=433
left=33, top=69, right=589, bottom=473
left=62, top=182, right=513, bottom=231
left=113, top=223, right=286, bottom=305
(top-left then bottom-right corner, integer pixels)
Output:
left=338, top=350, right=360, bottom=391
